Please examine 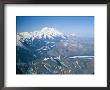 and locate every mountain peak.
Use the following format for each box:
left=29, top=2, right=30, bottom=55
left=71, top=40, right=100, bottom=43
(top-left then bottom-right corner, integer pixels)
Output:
left=37, top=27, right=63, bottom=39
left=41, top=27, right=55, bottom=32
left=41, top=27, right=57, bottom=34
